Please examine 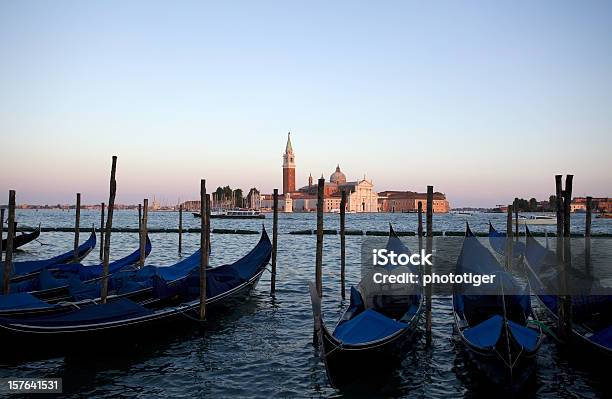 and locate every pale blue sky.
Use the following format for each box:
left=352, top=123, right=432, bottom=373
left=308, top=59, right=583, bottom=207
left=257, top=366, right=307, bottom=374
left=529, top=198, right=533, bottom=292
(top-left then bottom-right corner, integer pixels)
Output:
left=1, top=1, right=611, bottom=207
